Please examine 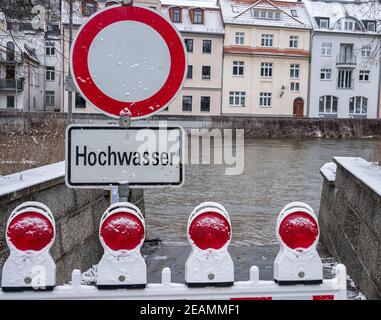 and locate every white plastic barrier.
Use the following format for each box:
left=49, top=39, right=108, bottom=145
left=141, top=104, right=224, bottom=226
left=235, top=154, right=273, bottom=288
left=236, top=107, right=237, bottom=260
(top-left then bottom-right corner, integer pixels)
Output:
left=97, top=202, right=146, bottom=289
left=1, top=202, right=56, bottom=292
left=0, top=265, right=347, bottom=300
left=0, top=201, right=348, bottom=299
